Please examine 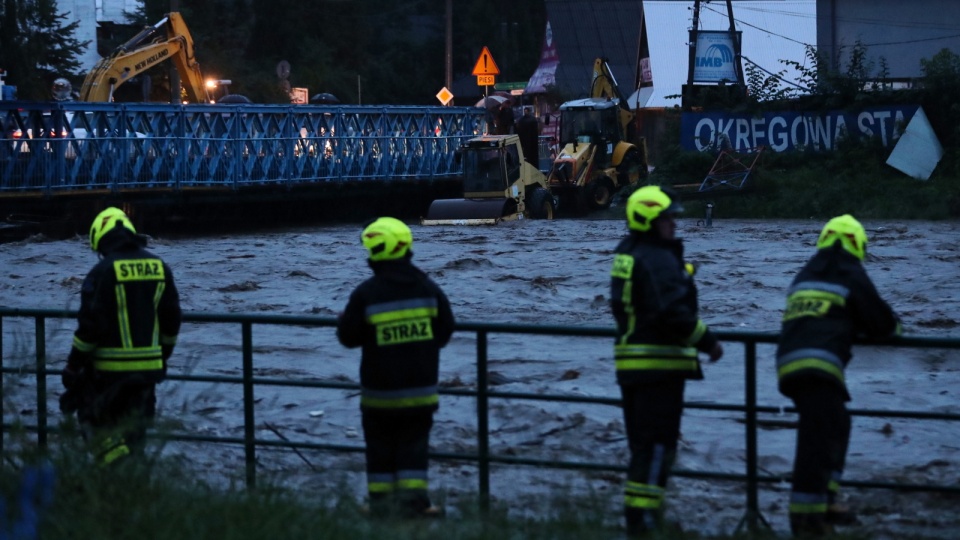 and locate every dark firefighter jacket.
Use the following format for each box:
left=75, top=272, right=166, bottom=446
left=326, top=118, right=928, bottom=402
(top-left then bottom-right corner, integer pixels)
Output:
left=610, top=231, right=719, bottom=386
left=776, top=244, right=900, bottom=400
left=337, top=257, right=455, bottom=414
left=69, top=228, right=181, bottom=384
